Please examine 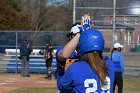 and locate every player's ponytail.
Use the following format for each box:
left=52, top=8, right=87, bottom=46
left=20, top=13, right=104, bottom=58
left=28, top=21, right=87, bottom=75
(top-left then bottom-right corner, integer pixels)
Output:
left=87, top=51, right=108, bottom=86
